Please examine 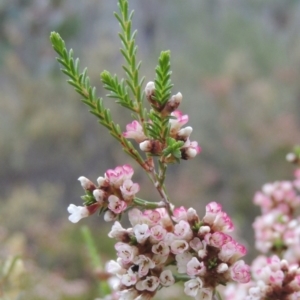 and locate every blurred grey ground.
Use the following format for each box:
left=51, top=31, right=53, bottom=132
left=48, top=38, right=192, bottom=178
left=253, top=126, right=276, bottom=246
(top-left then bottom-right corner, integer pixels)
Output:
left=1, top=0, right=300, bottom=299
